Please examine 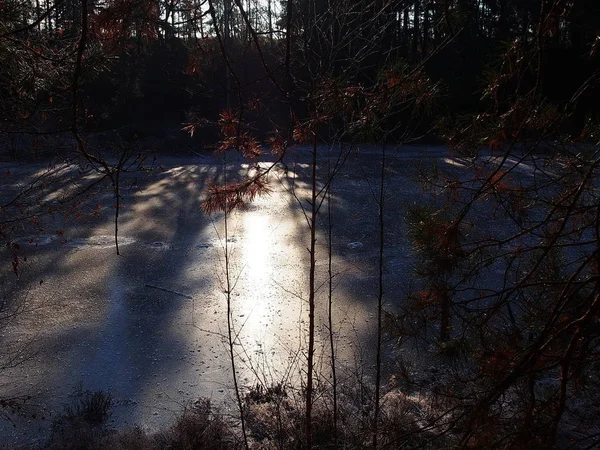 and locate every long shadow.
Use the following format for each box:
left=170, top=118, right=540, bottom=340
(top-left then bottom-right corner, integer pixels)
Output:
left=0, top=153, right=225, bottom=442
left=269, top=144, right=446, bottom=391
left=0, top=144, right=452, bottom=445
